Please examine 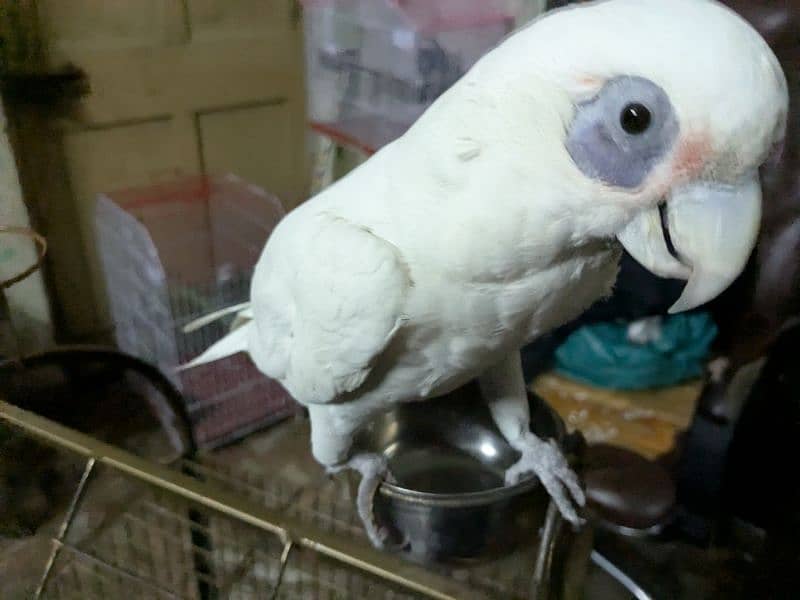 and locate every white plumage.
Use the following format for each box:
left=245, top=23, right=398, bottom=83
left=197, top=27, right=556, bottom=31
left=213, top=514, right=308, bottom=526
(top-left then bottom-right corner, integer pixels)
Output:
left=187, top=0, right=787, bottom=546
